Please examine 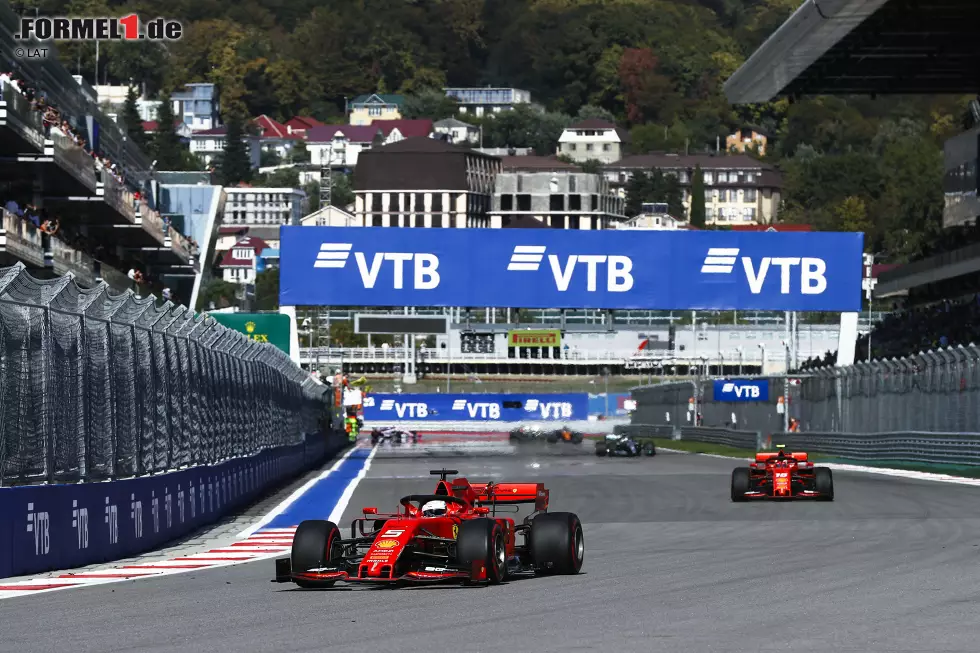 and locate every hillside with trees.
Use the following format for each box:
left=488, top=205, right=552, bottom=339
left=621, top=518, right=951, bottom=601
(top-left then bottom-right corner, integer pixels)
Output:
left=17, top=0, right=976, bottom=262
